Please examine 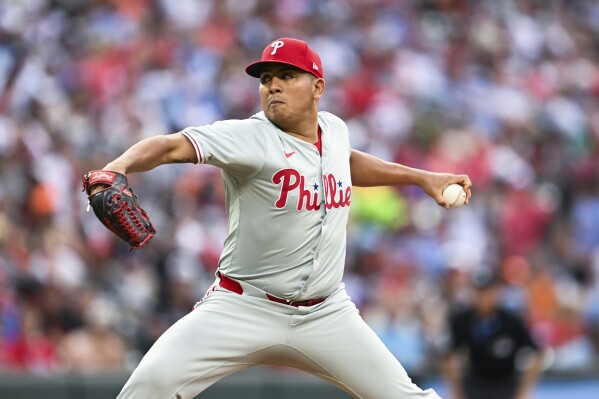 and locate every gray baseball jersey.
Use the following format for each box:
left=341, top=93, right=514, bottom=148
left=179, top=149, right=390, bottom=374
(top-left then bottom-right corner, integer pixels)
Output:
left=181, top=111, right=352, bottom=300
